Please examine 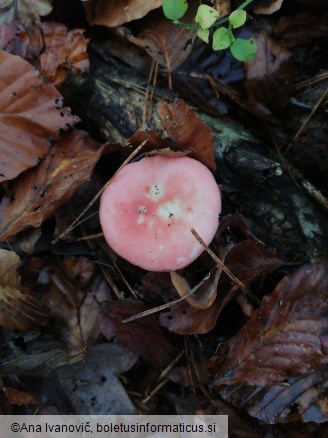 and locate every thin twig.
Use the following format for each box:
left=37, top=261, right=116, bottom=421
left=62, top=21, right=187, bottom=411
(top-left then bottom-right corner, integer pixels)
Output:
left=284, top=86, right=328, bottom=154
left=52, top=141, right=146, bottom=244
left=191, top=228, right=261, bottom=306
